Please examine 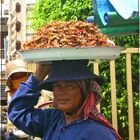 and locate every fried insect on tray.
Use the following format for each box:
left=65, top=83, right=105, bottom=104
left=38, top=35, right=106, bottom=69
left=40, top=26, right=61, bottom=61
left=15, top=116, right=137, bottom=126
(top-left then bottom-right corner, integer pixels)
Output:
left=22, top=21, right=115, bottom=50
